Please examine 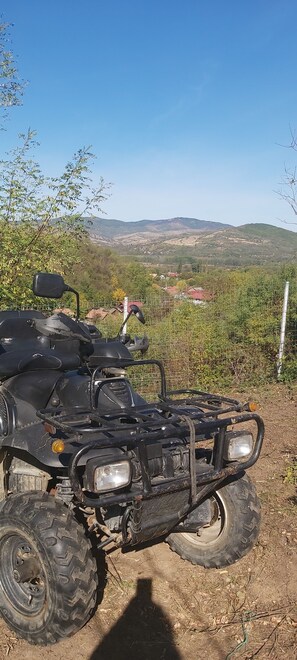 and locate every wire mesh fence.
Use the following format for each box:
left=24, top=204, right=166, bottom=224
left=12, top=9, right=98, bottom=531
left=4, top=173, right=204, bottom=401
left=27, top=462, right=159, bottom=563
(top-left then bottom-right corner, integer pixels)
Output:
left=5, top=274, right=297, bottom=397
left=95, top=277, right=297, bottom=397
